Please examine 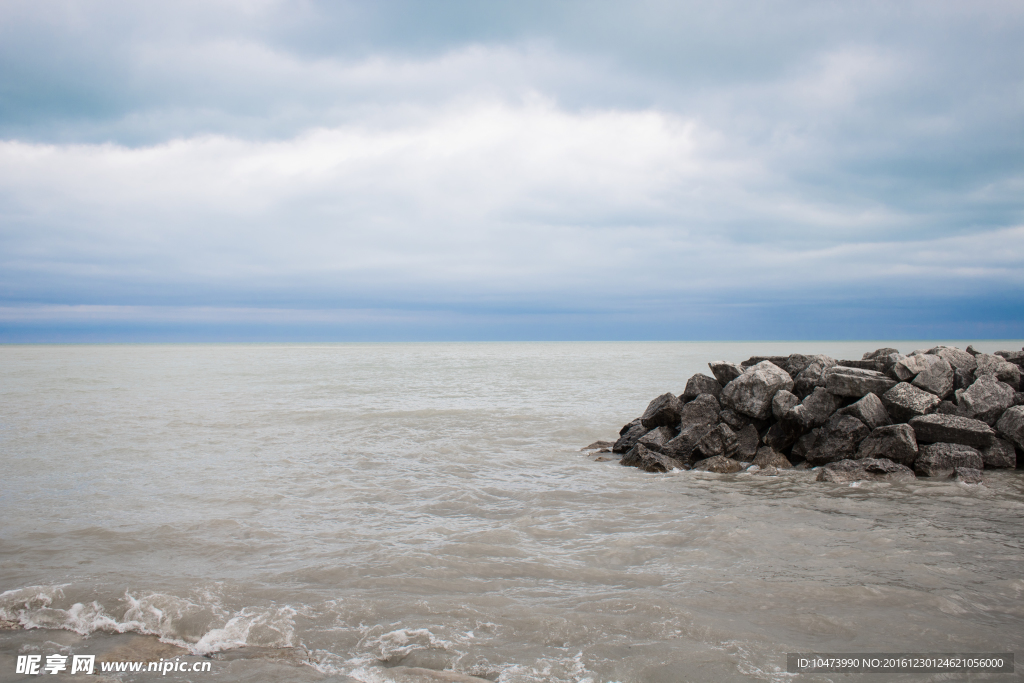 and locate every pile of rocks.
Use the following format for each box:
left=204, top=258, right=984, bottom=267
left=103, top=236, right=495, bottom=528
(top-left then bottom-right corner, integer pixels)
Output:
left=599, top=345, right=1024, bottom=484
